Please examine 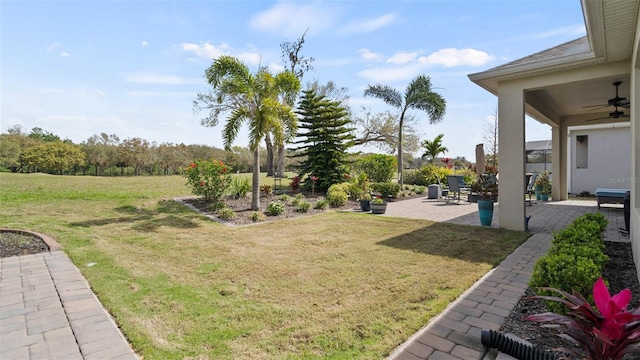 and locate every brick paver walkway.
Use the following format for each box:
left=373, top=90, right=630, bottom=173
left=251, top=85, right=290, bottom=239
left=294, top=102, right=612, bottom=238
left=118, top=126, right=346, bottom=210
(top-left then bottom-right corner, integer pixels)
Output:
left=0, top=251, right=137, bottom=360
